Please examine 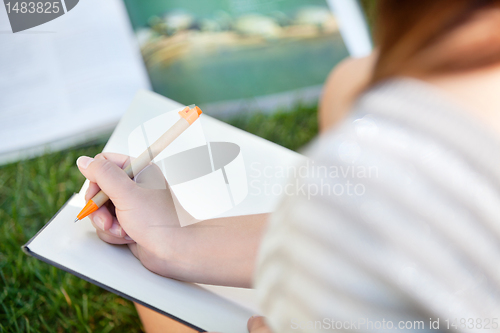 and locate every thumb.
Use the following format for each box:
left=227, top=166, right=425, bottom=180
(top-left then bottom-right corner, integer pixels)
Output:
left=77, top=154, right=140, bottom=207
